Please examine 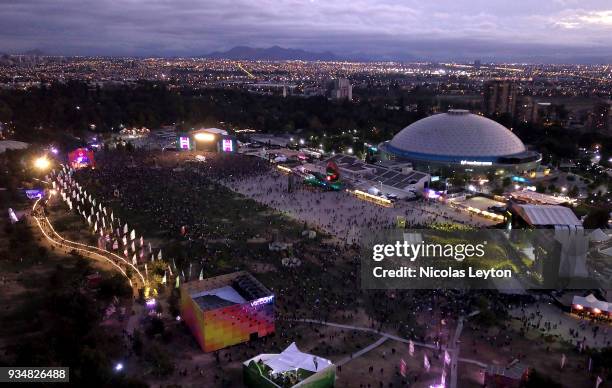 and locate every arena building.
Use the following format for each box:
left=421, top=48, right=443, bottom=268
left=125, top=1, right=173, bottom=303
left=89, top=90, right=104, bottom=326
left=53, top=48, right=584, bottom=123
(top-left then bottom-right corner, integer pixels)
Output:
left=379, top=109, right=541, bottom=176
